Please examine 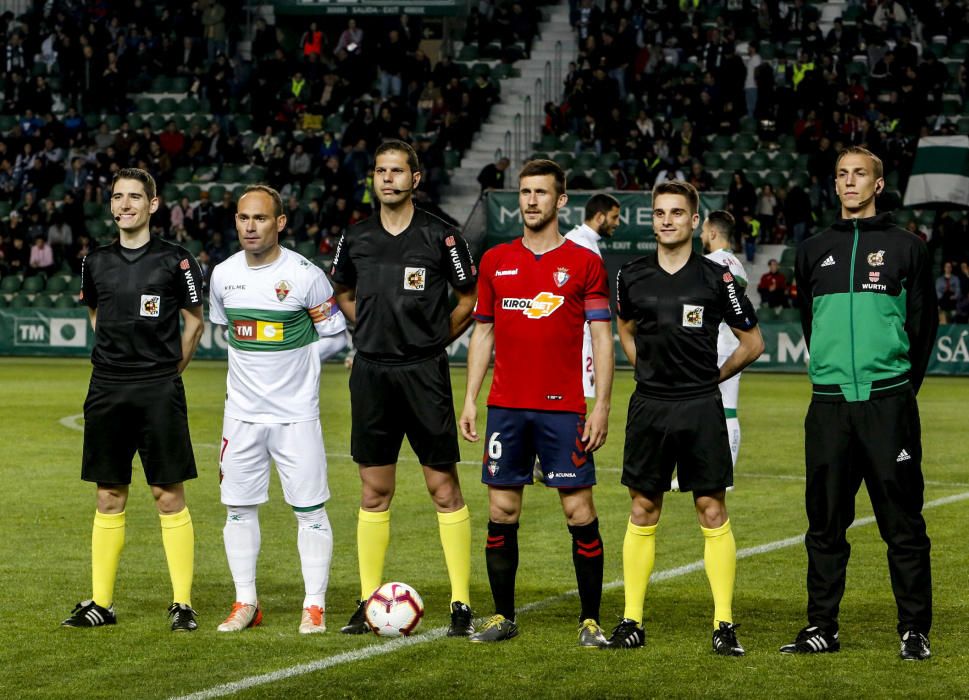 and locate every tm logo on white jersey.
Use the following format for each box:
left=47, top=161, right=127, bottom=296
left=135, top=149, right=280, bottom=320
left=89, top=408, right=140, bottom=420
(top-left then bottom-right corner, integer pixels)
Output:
left=501, top=292, right=565, bottom=318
